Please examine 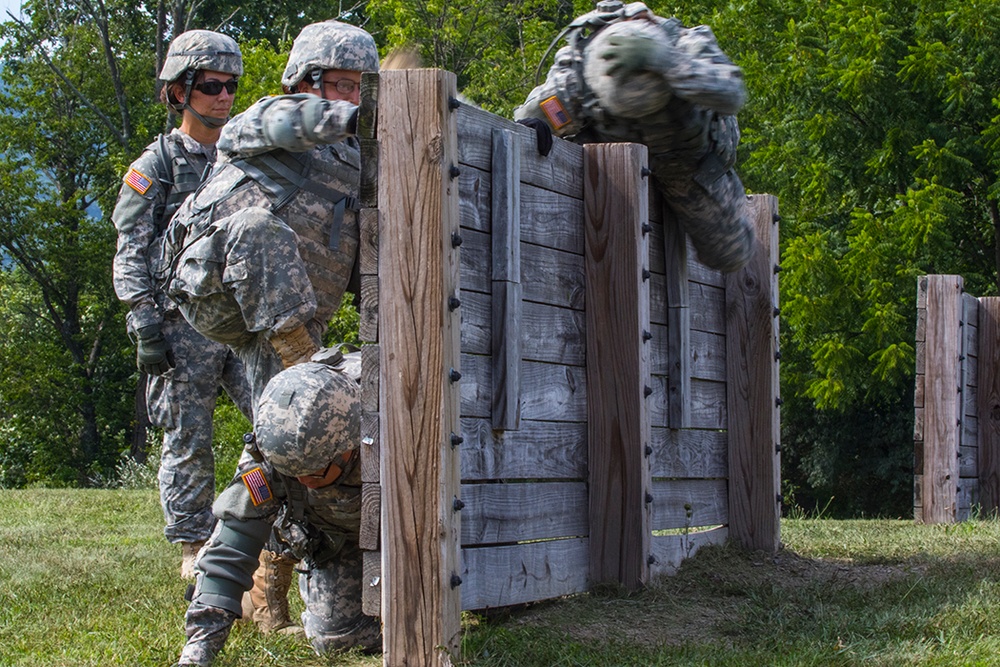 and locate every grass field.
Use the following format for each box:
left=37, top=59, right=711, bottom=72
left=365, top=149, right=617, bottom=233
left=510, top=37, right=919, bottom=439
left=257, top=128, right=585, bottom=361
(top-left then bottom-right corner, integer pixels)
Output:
left=3, top=490, right=1000, bottom=666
